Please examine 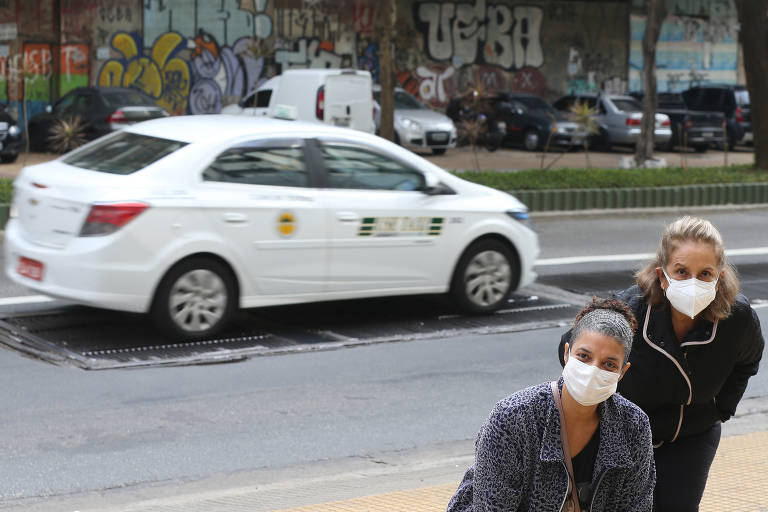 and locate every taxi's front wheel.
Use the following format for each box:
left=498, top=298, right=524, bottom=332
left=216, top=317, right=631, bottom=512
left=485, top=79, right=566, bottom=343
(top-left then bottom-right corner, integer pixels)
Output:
left=151, top=257, right=237, bottom=341
left=450, top=240, right=517, bottom=314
